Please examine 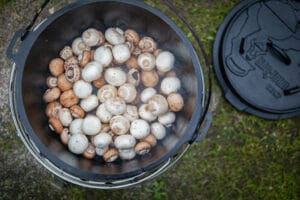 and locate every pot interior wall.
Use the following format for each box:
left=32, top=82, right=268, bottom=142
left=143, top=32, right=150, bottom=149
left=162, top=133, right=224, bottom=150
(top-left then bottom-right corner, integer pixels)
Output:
left=22, top=1, right=199, bottom=179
